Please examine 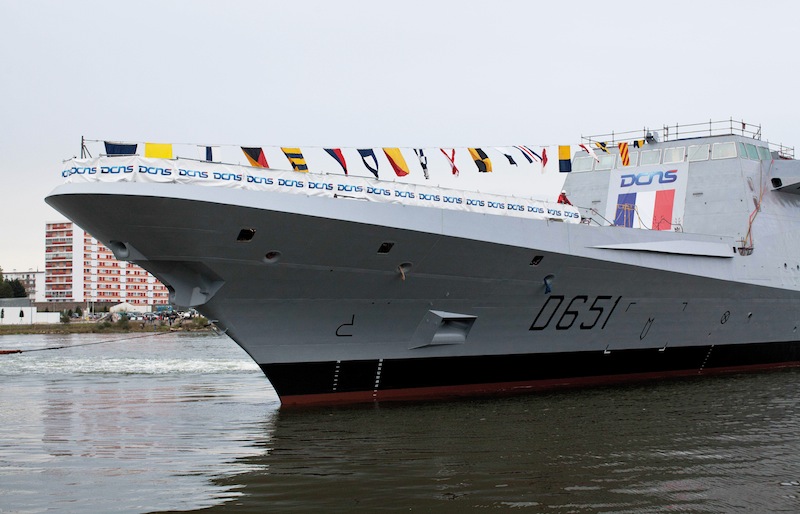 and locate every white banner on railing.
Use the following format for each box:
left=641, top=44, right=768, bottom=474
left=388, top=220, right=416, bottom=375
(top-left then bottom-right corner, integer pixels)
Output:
left=60, top=157, right=581, bottom=223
